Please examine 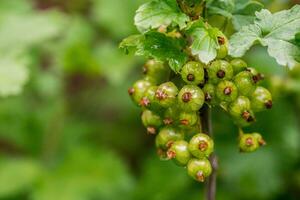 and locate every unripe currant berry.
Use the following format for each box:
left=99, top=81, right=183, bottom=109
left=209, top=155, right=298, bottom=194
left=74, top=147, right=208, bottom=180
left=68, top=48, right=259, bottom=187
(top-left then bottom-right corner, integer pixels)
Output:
left=239, top=134, right=259, bottom=152
left=179, top=111, right=198, bottom=127
left=207, top=60, right=233, bottom=84
left=163, top=105, right=180, bottom=126
left=216, top=80, right=238, bottom=103
left=155, top=82, right=178, bottom=108
left=128, top=79, right=153, bottom=105
left=188, top=133, right=214, bottom=158
left=202, top=83, right=218, bottom=105
left=233, top=71, right=256, bottom=97
left=139, top=86, right=161, bottom=111
left=230, top=58, right=247, bottom=74
left=216, top=36, right=228, bottom=59
left=251, top=86, right=273, bottom=112
left=167, top=140, right=191, bottom=166
left=180, top=61, right=205, bottom=85
left=178, top=85, right=204, bottom=111
left=155, top=127, right=184, bottom=150
left=246, top=67, right=264, bottom=83
left=228, top=96, right=251, bottom=118
left=141, top=110, right=163, bottom=134
left=143, top=60, right=170, bottom=84
left=187, top=158, right=212, bottom=182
